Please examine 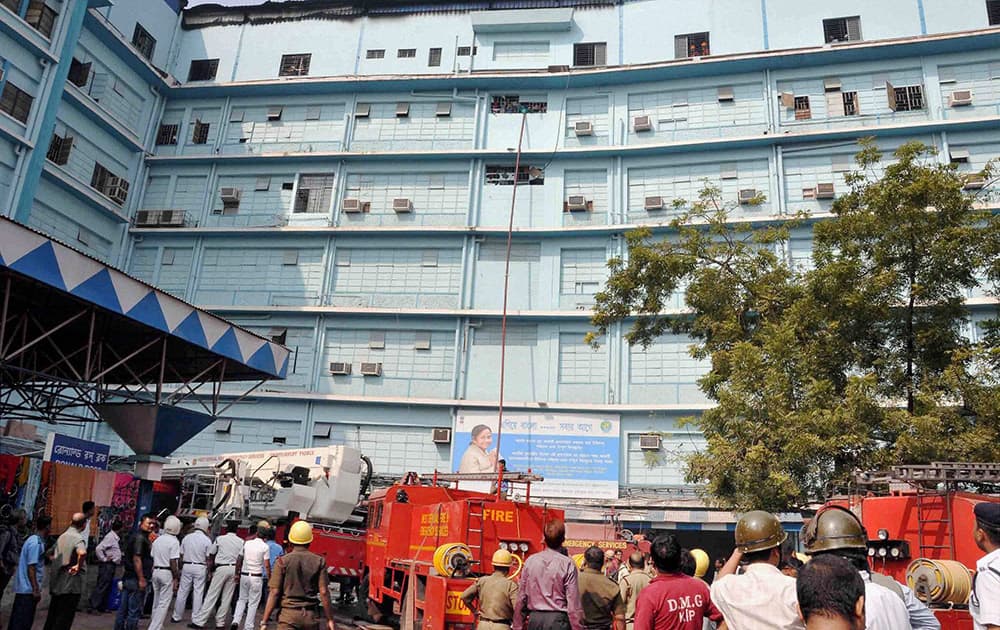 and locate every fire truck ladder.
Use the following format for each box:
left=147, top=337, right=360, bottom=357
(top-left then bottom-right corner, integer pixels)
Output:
left=466, top=499, right=486, bottom=568
left=855, top=462, right=1000, bottom=559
